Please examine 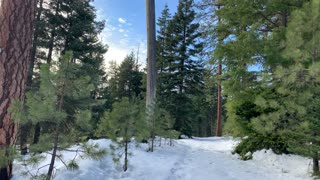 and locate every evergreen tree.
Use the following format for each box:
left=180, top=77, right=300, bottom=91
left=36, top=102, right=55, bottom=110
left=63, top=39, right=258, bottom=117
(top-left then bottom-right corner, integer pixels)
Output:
left=97, top=97, right=146, bottom=171
left=12, top=52, right=106, bottom=179
left=252, top=0, right=320, bottom=174
left=157, top=0, right=205, bottom=137
left=28, top=0, right=108, bottom=144
left=156, top=4, right=172, bottom=99
left=107, top=53, right=144, bottom=102
left=204, top=0, right=308, bottom=136
left=0, top=0, right=37, bottom=178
